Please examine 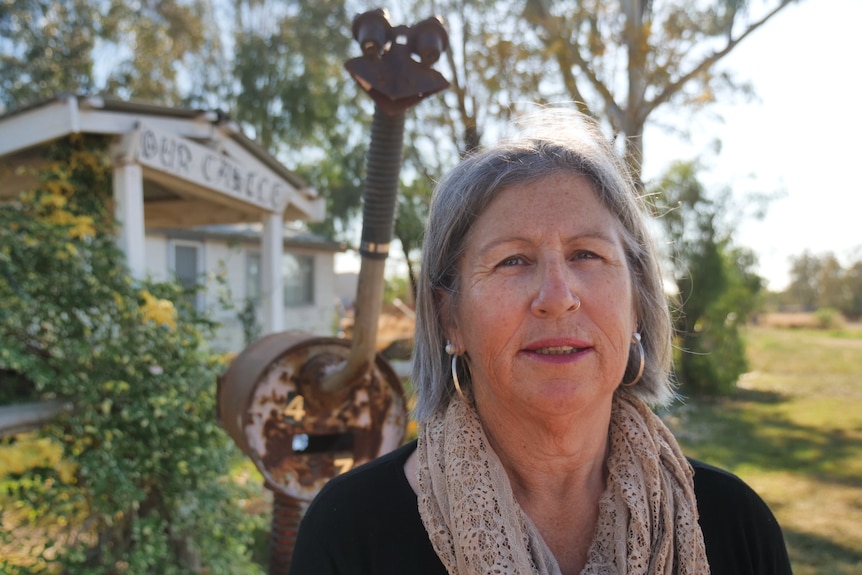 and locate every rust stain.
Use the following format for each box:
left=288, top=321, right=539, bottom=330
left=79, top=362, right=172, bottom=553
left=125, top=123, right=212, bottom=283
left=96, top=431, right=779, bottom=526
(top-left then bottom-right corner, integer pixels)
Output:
left=219, top=335, right=405, bottom=502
